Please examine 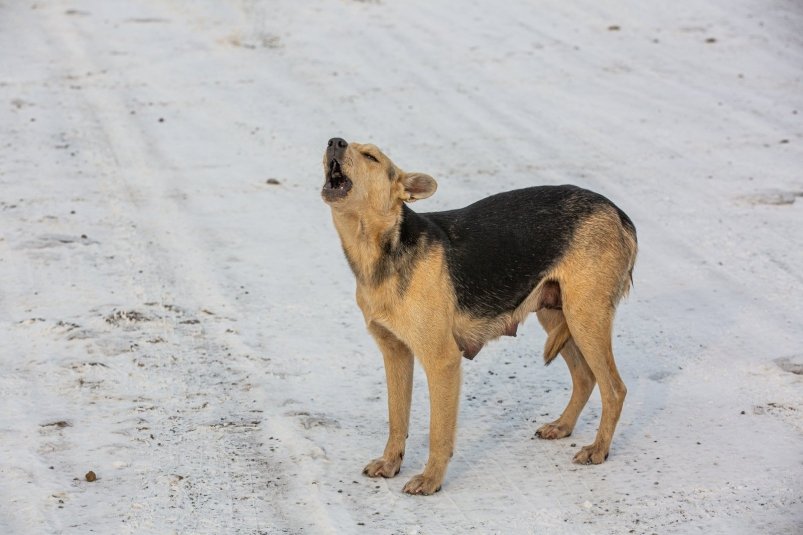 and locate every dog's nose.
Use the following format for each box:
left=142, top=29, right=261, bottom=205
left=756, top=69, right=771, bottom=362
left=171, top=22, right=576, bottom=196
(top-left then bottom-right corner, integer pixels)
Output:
left=328, top=137, right=348, bottom=149
left=327, top=137, right=348, bottom=161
